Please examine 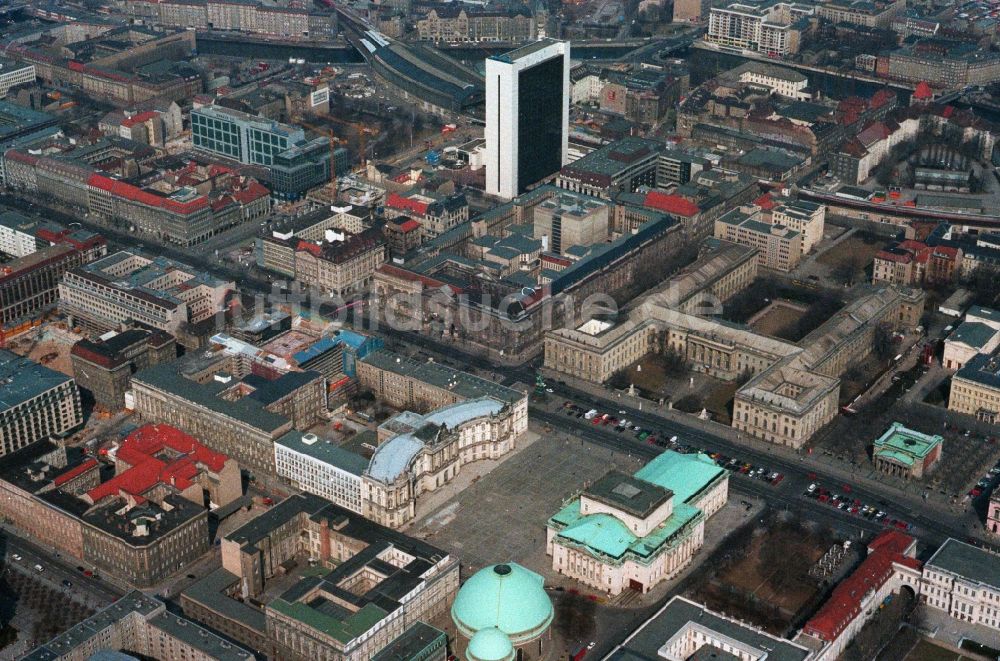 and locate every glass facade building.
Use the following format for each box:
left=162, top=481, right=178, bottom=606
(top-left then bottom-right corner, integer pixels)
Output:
left=191, top=105, right=304, bottom=167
